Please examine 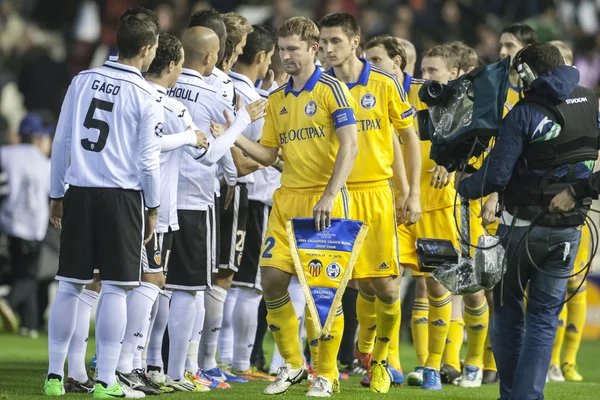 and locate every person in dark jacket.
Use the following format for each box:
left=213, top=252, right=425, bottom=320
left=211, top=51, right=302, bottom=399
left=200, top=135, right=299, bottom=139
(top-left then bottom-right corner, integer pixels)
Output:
left=456, top=42, right=600, bottom=400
